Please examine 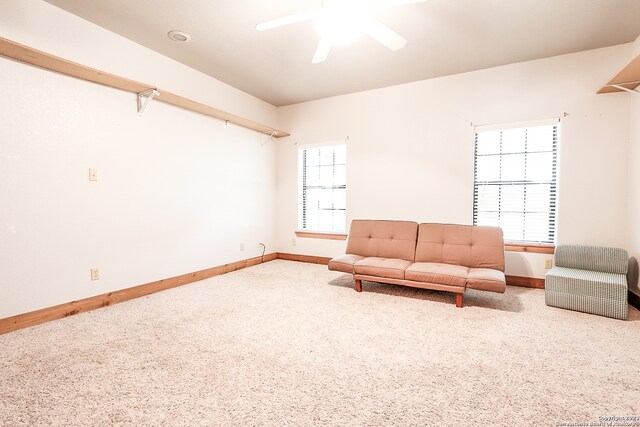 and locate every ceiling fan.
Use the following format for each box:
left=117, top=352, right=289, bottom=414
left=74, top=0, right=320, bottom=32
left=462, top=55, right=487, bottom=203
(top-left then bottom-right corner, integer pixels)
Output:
left=256, top=0, right=428, bottom=64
